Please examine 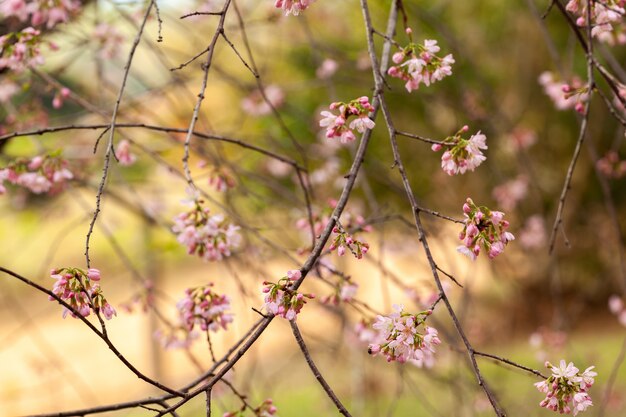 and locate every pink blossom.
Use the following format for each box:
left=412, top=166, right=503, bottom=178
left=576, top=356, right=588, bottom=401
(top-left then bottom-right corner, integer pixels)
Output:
left=368, top=304, right=440, bottom=366
left=596, top=151, right=626, bottom=179
left=274, top=0, right=314, bottom=16
left=457, top=198, right=514, bottom=260
left=535, top=359, right=596, bottom=415
left=432, top=127, right=487, bottom=175
left=518, top=215, right=547, bottom=249
left=241, top=85, right=285, bottom=116
left=608, top=295, right=624, bottom=315
left=115, top=140, right=137, bottom=166
left=319, top=96, right=375, bottom=144
left=93, top=23, right=125, bottom=59
left=492, top=175, right=528, bottom=211
left=262, top=271, right=314, bottom=321
left=316, top=58, right=338, bottom=79
left=0, top=27, right=45, bottom=72
left=539, top=71, right=589, bottom=111
left=49, top=267, right=115, bottom=320
left=566, top=0, right=626, bottom=45
left=387, top=38, right=454, bottom=92
left=172, top=199, right=241, bottom=262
